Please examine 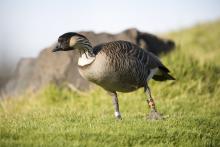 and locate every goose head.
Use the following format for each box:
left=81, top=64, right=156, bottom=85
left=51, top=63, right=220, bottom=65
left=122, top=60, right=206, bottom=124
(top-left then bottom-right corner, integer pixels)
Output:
left=52, top=32, right=92, bottom=52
